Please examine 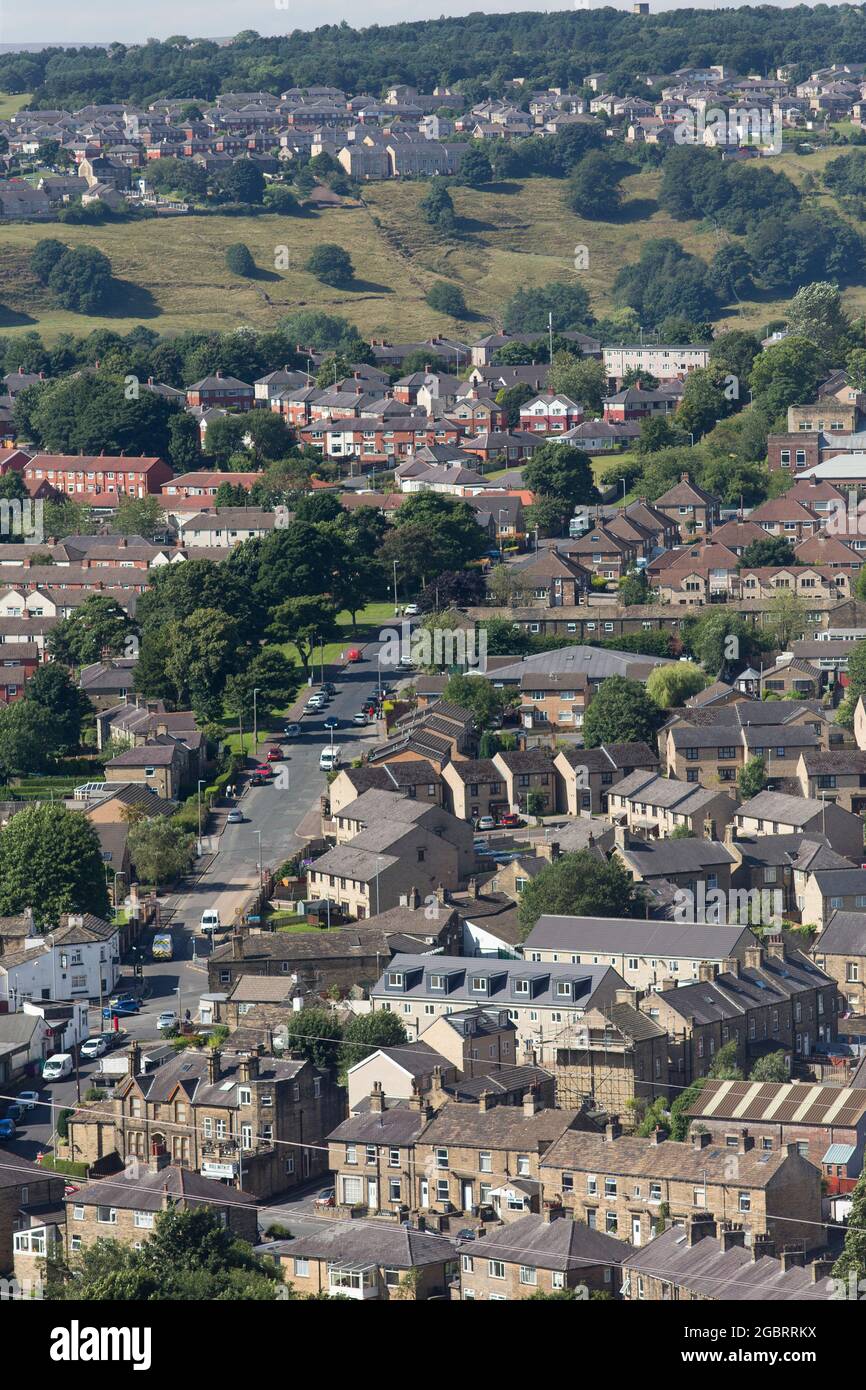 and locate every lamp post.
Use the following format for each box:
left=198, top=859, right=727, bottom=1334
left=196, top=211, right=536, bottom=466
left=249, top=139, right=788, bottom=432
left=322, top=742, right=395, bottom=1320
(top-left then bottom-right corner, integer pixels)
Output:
left=375, top=854, right=383, bottom=916
left=392, top=559, right=399, bottom=616
left=197, top=778, right=206, bottom=856
left=619, top=477, right=627, bottom=503
left=252, top=687, right=261, bottom=758
left=253, top=829, right=263, bottom=899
